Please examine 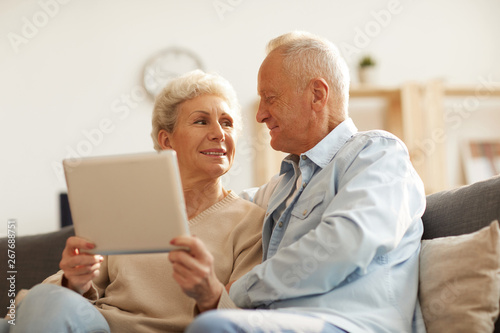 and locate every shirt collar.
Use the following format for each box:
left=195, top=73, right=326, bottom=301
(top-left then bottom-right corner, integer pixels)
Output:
left=302, top=118, right=358, bottom=168
left=279, top=118, right=357, bottom=173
